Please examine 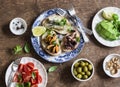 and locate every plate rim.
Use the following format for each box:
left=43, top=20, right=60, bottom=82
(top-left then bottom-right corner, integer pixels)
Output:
left=92, top=6, right=120, bottom=47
